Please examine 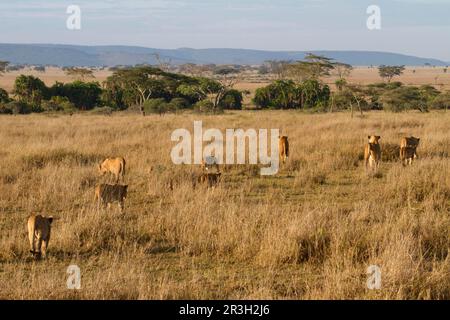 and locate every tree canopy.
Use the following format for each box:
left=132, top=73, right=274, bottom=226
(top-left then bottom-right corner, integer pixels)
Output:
left=378, top=65, right=405, bottom=82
